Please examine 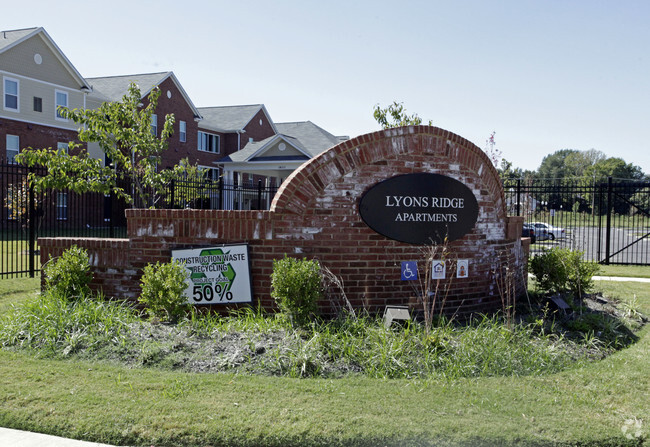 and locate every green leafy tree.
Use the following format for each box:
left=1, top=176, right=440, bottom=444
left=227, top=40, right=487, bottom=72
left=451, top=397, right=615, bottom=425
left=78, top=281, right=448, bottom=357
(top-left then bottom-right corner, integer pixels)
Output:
left=373, top=101, right=432, bottom=129
left=630, top=187, right=650, bottom=216
left=537, top=149, right=579, bottom=180
left=16, top=83, right=182, bottom=208
left=3, top=178, right=43, bottom=231
left=584, top=157, right=645, bottom=183
left=169, top=158, right=209, bottom=209
left=564, top=149, right=606, bottom=179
